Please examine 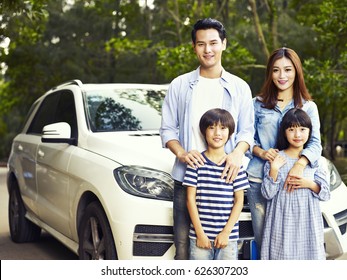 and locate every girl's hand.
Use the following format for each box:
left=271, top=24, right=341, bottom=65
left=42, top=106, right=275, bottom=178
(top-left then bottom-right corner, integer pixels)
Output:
left=287, top=175, right=320, bottom=193
left=287, top=175, right=306, bottom=189
left=270, top=154, right=286, bottom=170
